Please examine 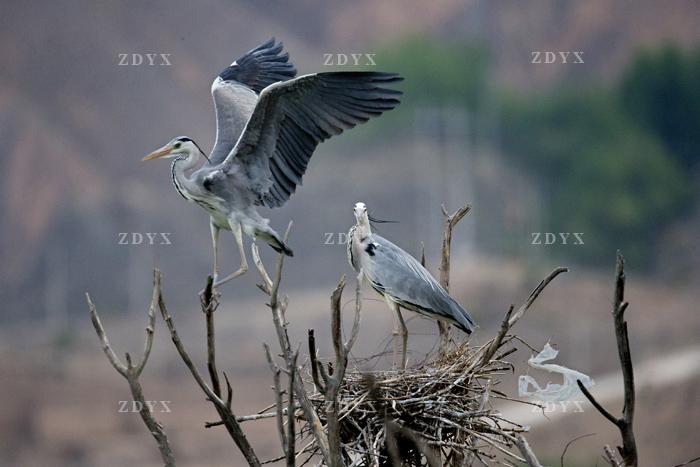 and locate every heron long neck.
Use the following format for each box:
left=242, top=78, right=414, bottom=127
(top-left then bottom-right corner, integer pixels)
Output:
left=355, top=216, right=372, bottom=239
left=171, top=154, right=201, bottom=200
